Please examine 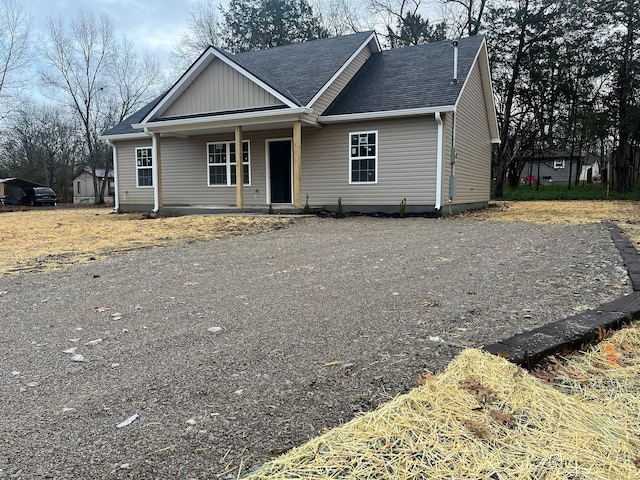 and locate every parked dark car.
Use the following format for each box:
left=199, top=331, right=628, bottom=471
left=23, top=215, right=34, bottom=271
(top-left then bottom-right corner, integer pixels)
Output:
left=21, top=187, right=58, bottom=206
left=1, top=195, right=21, bottom=205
